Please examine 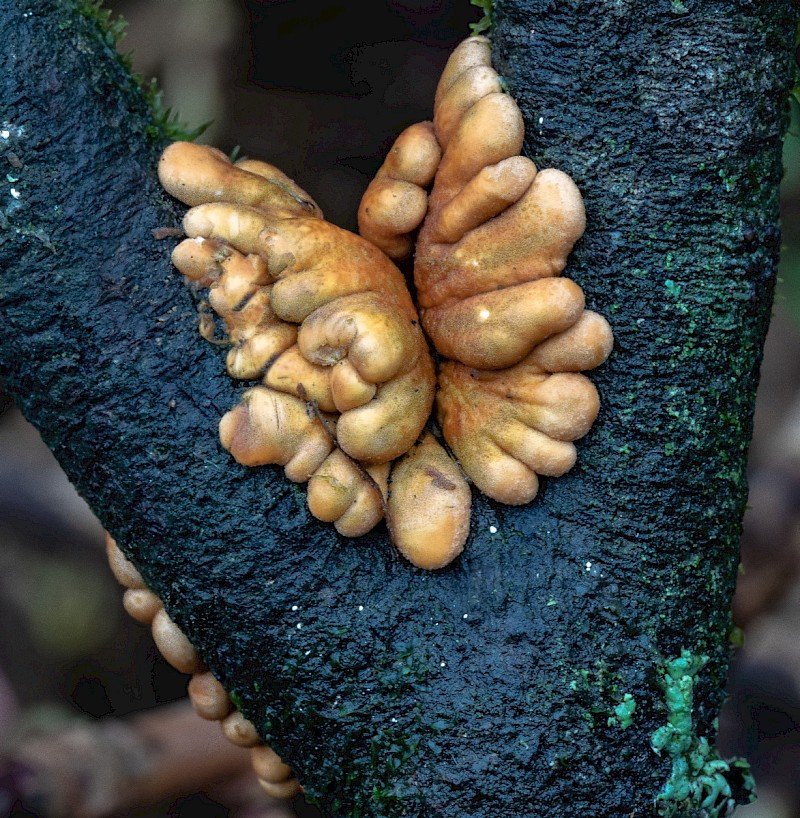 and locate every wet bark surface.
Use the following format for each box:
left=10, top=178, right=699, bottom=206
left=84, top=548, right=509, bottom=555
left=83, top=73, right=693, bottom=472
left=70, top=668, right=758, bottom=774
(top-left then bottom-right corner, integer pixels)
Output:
left=0, top=1, right=797, bottom=815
